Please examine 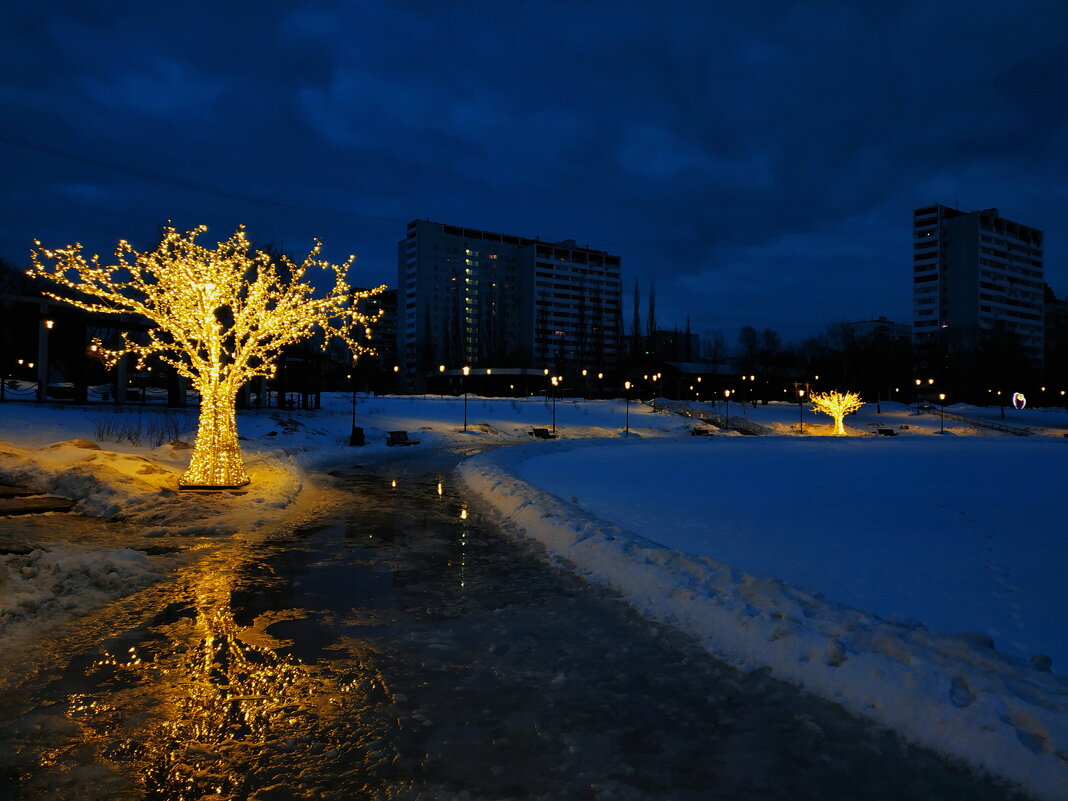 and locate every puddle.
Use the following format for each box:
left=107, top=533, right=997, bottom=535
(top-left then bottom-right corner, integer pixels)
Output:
left=0, top=463, right=1036, bottom=800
